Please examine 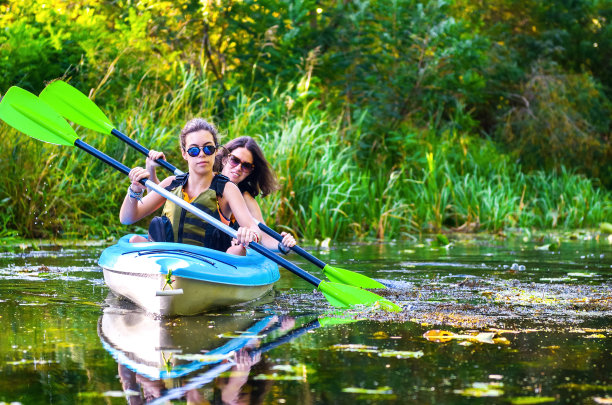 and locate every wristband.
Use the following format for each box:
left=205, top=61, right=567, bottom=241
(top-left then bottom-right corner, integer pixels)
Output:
left=128, top=186, right=144, bottom=201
